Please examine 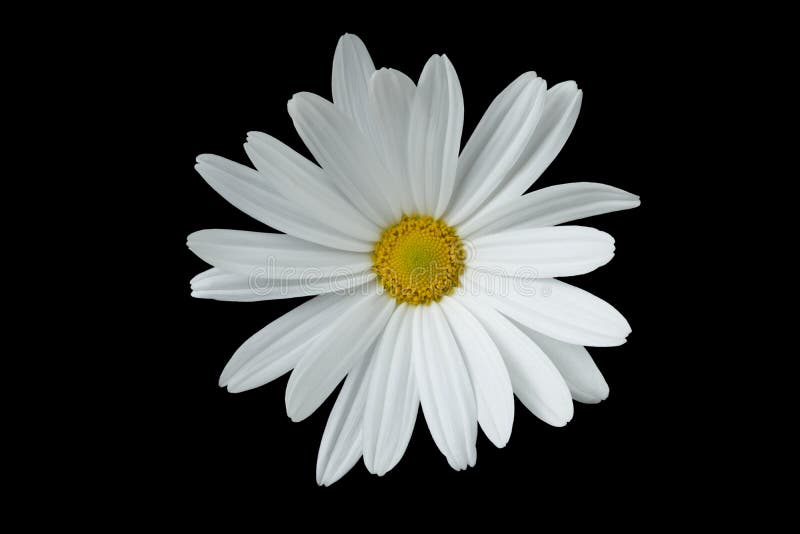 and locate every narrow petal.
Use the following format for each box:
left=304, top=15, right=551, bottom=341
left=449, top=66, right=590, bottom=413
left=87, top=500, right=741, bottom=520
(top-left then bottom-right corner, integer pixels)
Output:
left=446, top=73, right=546, bottom=225
left=457, top=296, right=573, bottom=426
left=520, top=327, right=609, bottom=404
left=189, top=267, right=373, bottom=302
left=440, top=298, right=514, bottom=448
left=332, top=33, right=375, bottom=135
left=469, top=226, right=615, bottom=278
left=187, top=229, right=372, bottom=277
left=467, top=272, right=631, bottom=347
left=490, top=81, right=583, bottom=205
left=288, top=92, right=400, bottom=226
left=407, top=55, right=464, bottom=217
left=195, top=154, right=372, bottom=252
left=285, top=288, right=394, bottom=422
left=412, top=303, right=477, bottom=470
left=220, top=291, right=356, bottom=391
left=458, top=182, right=640, bottom=238
left=190, top=268, right=269, bottom=302
left=363, top=305, right=419, bottom=475
left=367, top=68, right=417, bottom=215
left=316, top=350, right=375, bottom=486
left=244, top=131, right=380, bottom=242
